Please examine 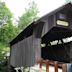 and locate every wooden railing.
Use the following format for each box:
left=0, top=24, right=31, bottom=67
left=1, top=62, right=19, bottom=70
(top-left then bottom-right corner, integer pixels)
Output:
left=38, top=59, right=67, bottom=72
left=14, top=59, right=67, bottom=72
